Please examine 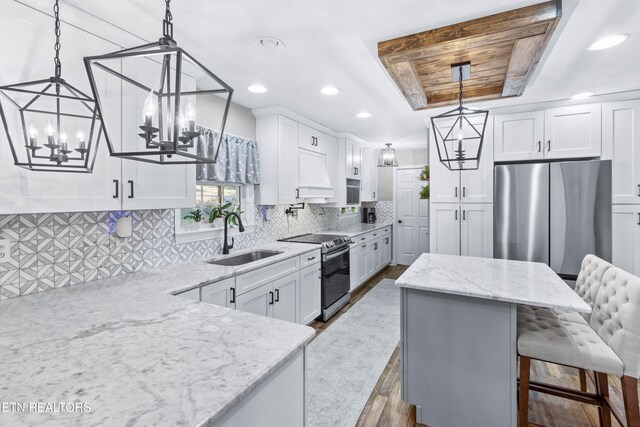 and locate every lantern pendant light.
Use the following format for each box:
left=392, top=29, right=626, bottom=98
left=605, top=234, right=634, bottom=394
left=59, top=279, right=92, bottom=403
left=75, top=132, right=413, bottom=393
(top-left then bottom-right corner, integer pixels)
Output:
left=430, top=62, right=488, bottom=171
left=377, top=143, right=399, bottom=167
left=84, top=0, right=233, bottom=165
left=0, top=0, right=102, bottom=172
